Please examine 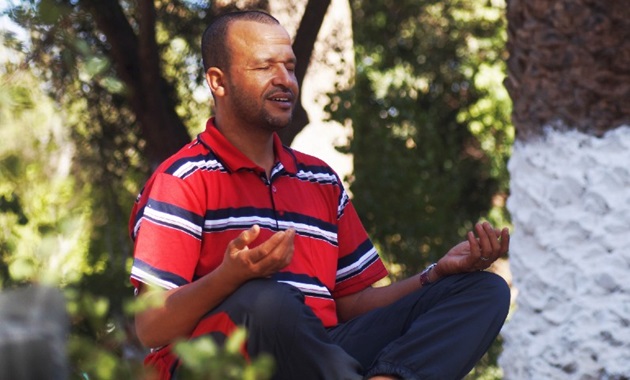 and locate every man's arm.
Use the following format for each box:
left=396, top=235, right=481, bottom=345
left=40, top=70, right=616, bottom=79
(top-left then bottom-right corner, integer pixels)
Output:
left=335, top=275, right=424, bottom=322
left=134, top=225, right=295, bottom=348
left=336, top=222, right=509, bottom=322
